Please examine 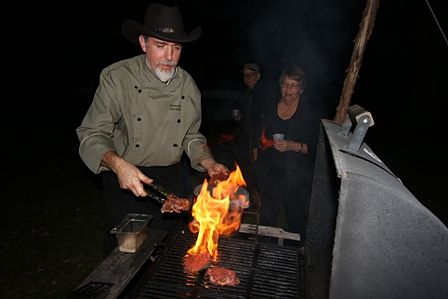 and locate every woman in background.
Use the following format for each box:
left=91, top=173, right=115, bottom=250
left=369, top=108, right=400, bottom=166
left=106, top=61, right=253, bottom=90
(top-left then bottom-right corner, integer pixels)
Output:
left=254, top=65, right=320, bottom=246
